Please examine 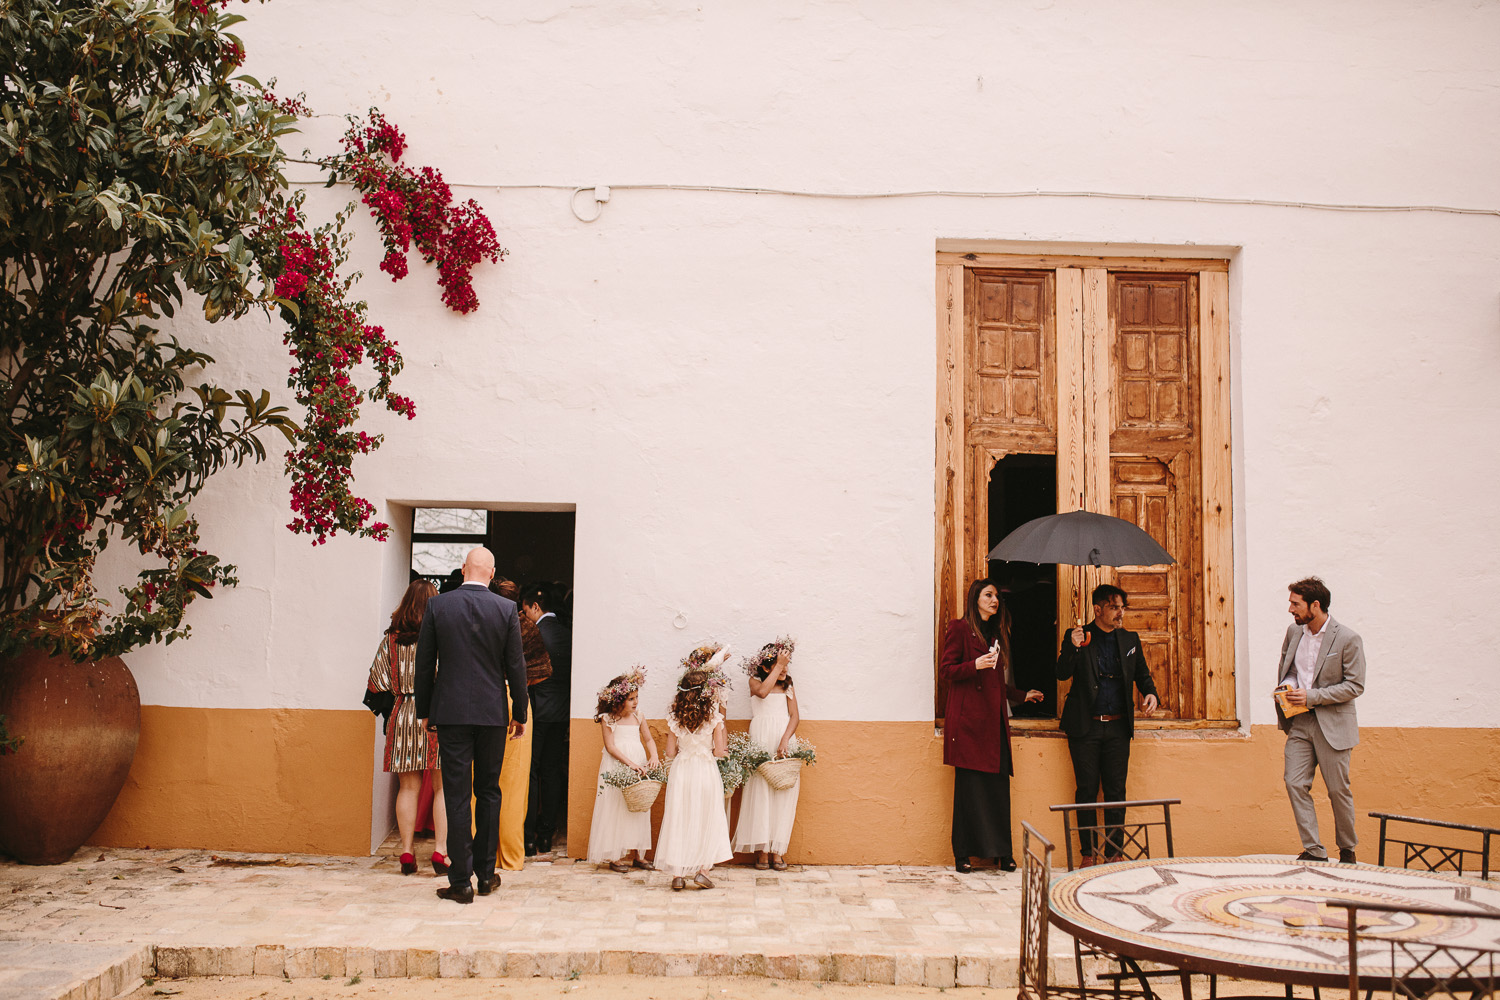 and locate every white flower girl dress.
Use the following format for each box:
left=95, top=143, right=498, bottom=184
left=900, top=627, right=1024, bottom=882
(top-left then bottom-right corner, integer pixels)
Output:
left=654, top=706, right=733, bottom=877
